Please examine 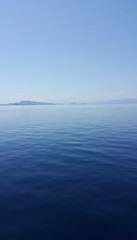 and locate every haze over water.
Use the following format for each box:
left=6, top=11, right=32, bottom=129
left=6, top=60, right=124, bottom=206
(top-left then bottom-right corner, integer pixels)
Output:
left=0, top=104, right=137, bottom=240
